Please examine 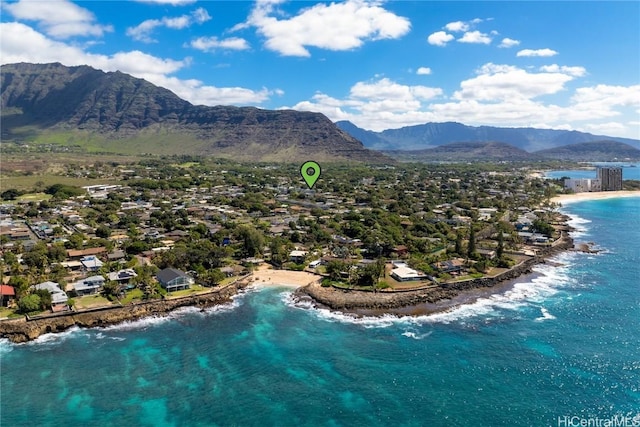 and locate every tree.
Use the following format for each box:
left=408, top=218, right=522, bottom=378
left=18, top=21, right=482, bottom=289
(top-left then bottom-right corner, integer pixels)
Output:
left=201, top=269, right=225, bottom=286
left=467, top=226, right=476, bottom=259
left=236, top=225, right=264, bottom=257
left=34, top=289, right=52, bottom=311
left=22, top=248, right=48, bottom=269
left=455, top=232, right=463, bottom=256
left=18, top=294, right=41, bottom=313
left=103, top=281, right=121, bottom=299
left=497, top=231, right=504, bottom=259
left=357, top=259, right=385, bottom=287
left=95, top=225, right=112, bottom=238
left=1, top=189, right=21, bottom=201
left=269, top=237, right=287, bottom=268
left=326, top=260, right=349, bottom=282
